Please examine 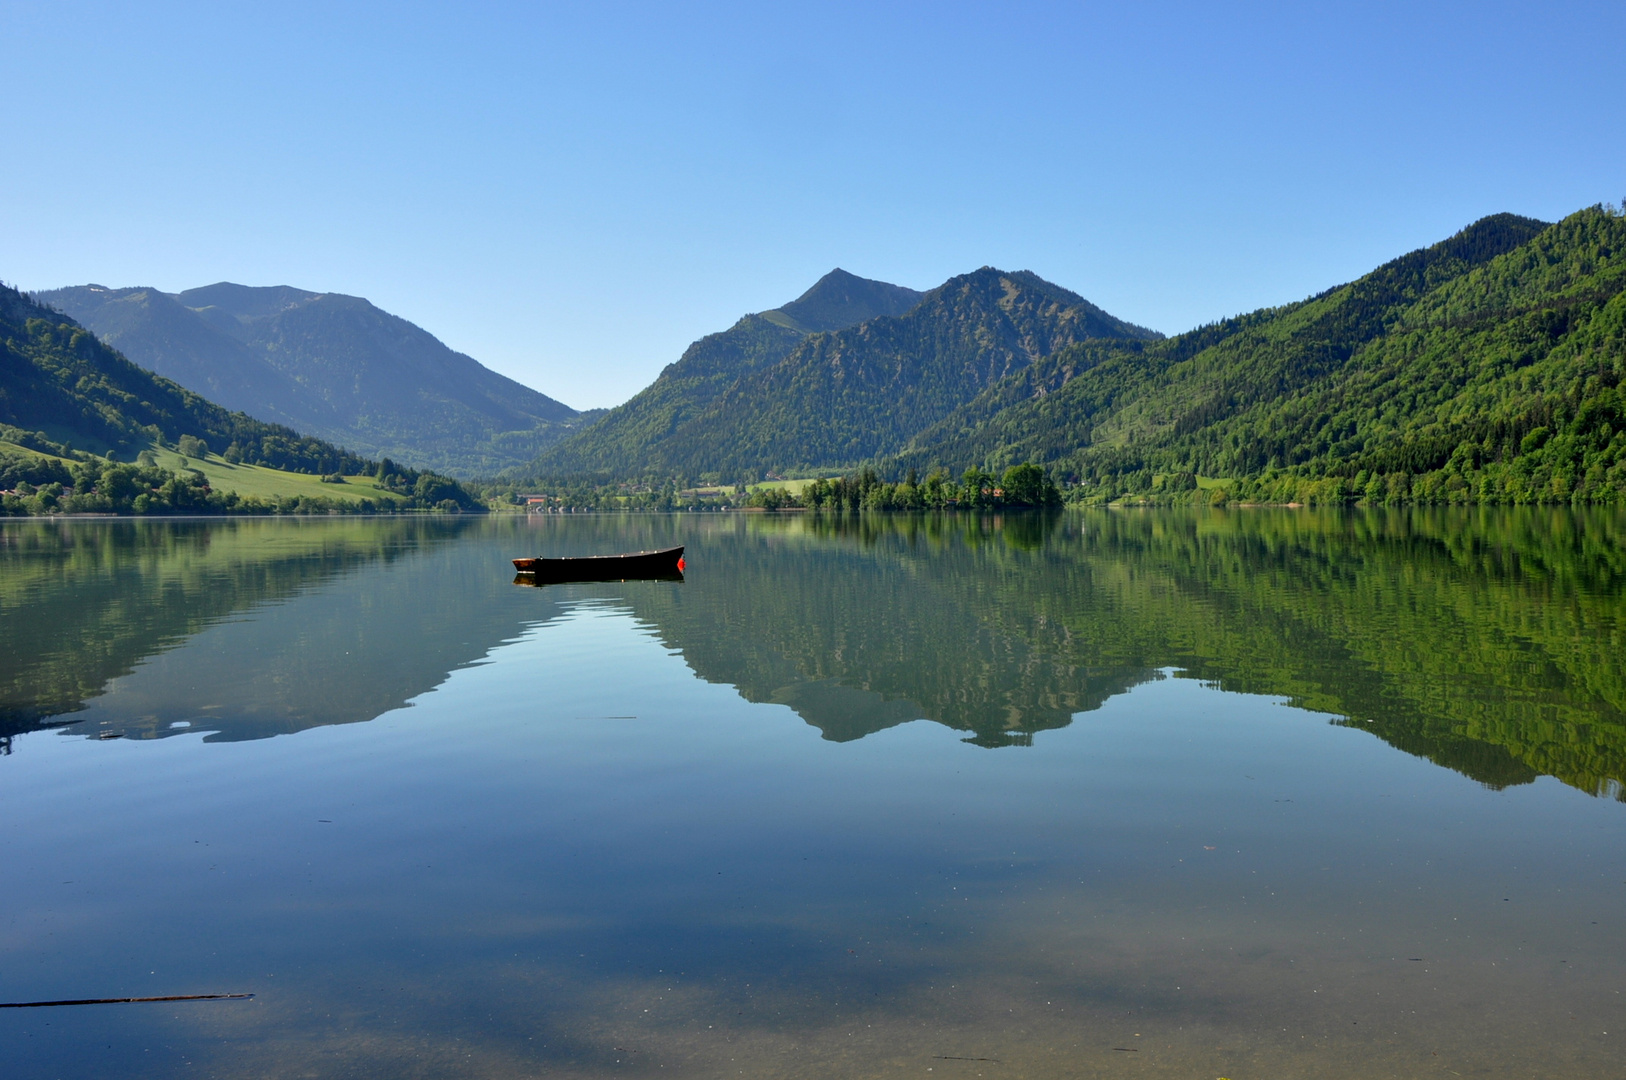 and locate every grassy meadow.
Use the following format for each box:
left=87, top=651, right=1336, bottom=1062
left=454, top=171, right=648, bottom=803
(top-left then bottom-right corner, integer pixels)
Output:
left=144, top=446, right=409, bottom=506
